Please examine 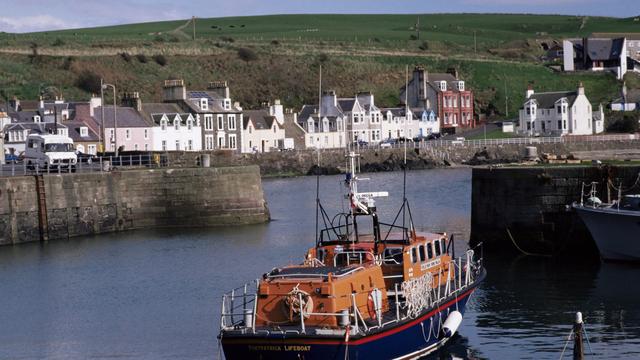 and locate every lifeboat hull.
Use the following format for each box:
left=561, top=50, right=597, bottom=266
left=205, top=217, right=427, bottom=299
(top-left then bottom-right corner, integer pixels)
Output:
left=221, top=283, right=481, bottom=360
